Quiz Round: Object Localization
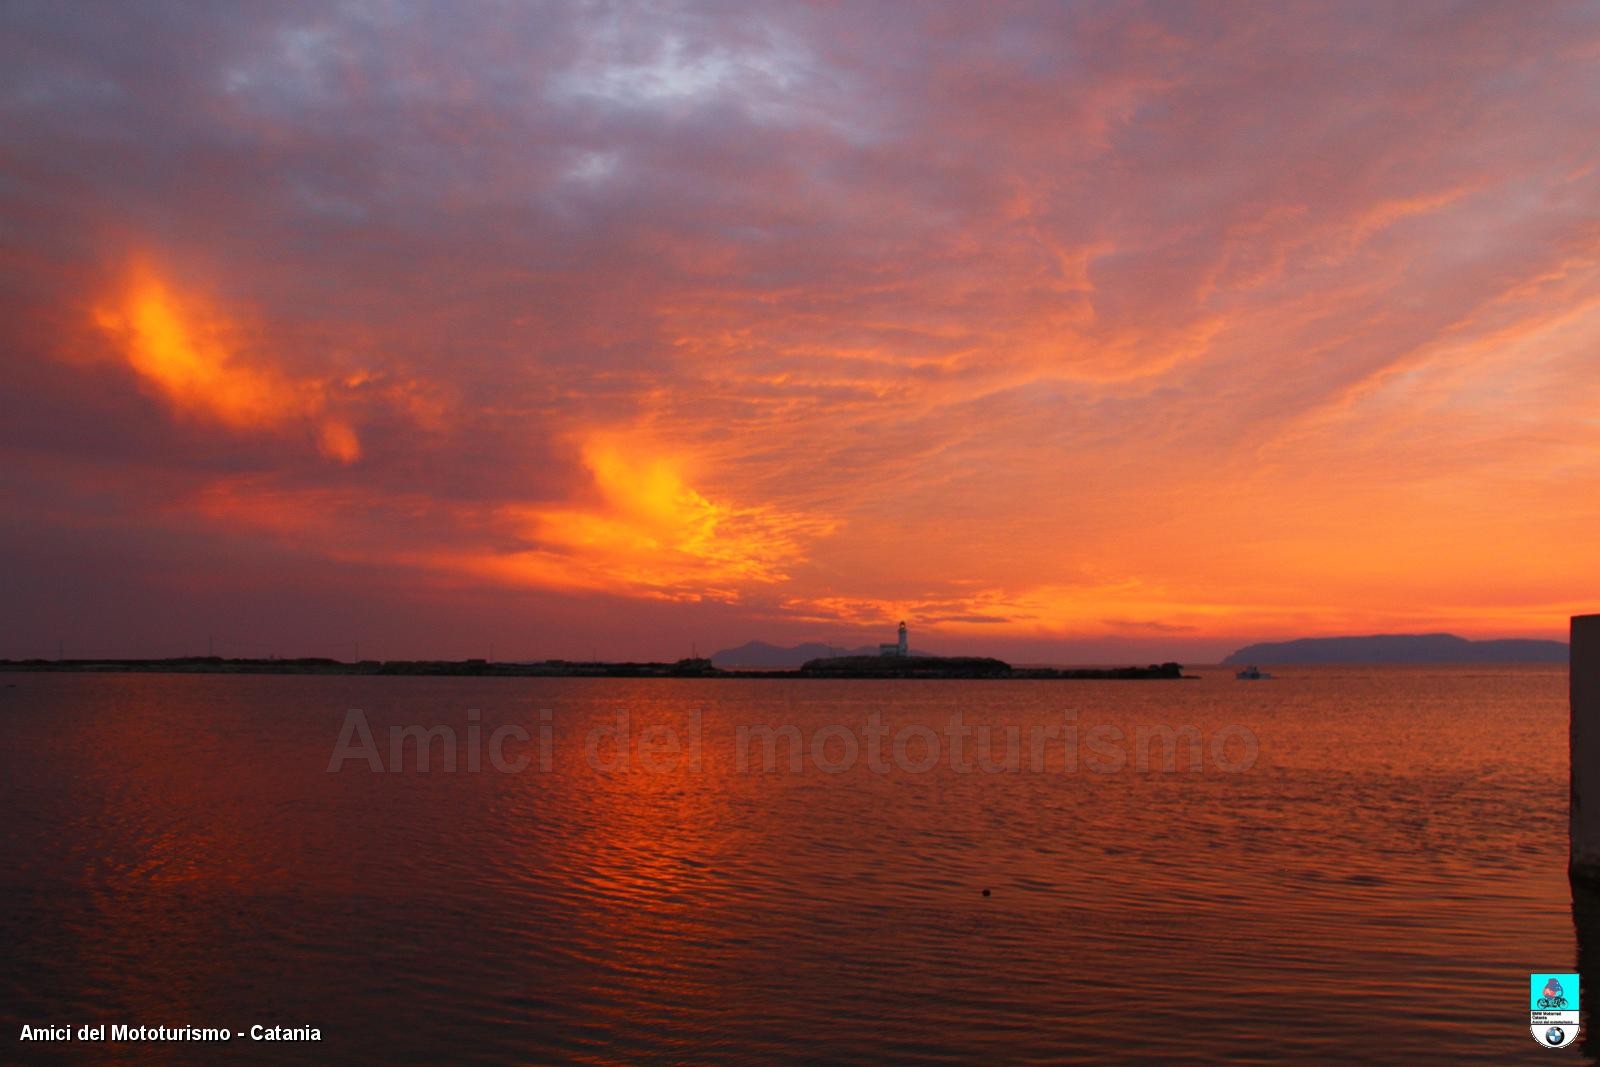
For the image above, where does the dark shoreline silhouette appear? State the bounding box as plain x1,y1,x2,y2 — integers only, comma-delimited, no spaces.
796,655,1185,680
0,656,1188,680
1223,632,1567,665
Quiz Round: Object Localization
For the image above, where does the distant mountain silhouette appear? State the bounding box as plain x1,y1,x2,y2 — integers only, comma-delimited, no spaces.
711,641,924,668
1222,632,1567,665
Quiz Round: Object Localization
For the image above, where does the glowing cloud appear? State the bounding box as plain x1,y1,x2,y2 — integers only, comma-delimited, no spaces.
480,439,834,600
92,266,361,462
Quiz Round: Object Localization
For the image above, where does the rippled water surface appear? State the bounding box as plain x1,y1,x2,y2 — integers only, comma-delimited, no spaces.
0,665,1583,1063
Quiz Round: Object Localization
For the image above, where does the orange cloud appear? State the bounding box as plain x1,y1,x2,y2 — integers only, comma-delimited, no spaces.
476,438,835,600
164,434,837,605
92,264,362,462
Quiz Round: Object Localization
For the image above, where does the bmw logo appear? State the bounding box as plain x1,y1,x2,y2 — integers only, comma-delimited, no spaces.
1546,1026,1566,1046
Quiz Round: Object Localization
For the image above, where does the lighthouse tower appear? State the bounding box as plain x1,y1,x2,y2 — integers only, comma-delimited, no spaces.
879,621,909,658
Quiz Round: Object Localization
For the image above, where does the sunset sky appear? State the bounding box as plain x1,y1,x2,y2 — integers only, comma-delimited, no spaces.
3,1,1599,663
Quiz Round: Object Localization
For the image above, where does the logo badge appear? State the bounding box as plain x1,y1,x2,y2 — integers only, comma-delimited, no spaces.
1530,972,1580,1048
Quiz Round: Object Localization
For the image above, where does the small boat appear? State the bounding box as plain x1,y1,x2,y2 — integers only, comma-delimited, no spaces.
1235,664,1273,680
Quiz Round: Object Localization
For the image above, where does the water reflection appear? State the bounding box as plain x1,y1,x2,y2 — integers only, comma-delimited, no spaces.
0,666,1580,1064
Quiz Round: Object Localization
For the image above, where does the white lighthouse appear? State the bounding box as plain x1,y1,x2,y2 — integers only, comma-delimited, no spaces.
879,621,909,658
